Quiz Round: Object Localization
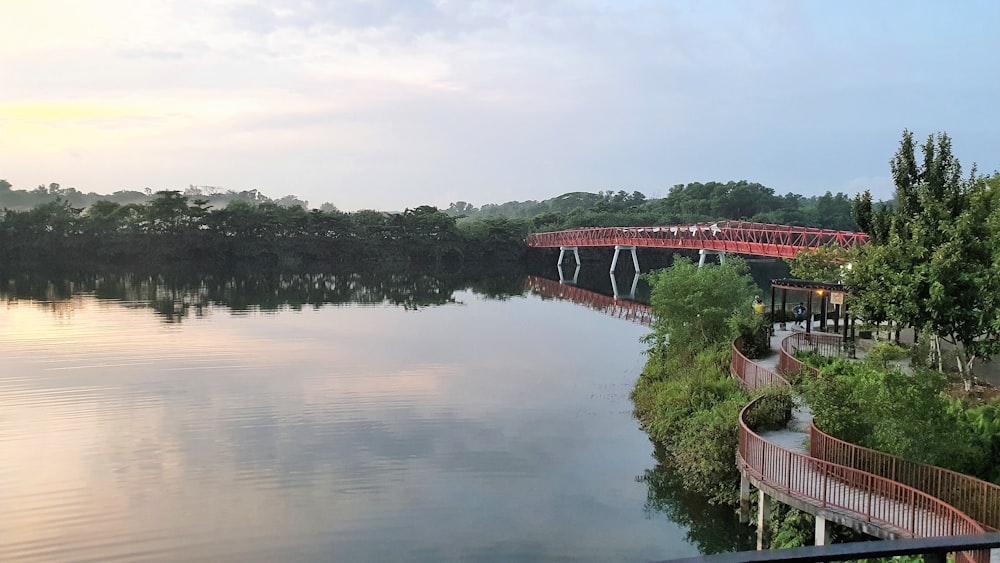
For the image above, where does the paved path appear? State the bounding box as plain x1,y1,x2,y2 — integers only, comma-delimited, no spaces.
743,327,988,556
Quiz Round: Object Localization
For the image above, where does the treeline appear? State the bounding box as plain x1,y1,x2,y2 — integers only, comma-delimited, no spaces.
0,180,315,212
447,182,858,232
0,191,530,269
0,177,861,270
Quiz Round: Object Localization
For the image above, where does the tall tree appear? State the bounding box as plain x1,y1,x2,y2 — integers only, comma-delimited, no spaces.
847,132,999,387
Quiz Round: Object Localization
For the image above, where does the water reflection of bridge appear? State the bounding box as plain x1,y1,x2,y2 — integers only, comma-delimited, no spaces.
525,275,652,326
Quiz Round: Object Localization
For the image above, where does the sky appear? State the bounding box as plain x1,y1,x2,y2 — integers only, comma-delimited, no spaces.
1,0,998,211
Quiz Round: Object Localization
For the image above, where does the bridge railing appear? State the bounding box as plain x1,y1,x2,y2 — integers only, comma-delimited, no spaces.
526,223,869,259
739,397,987,563
734,333,989,562
778,331,846,376
809,419,1000,533
776,333,1000,532
731,338,789,390
523,276,653,325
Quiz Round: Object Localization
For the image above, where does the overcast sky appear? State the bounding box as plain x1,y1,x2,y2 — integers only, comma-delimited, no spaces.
2,0,998,211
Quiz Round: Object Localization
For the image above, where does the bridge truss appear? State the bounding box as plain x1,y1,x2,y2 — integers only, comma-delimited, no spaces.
527,221,869,260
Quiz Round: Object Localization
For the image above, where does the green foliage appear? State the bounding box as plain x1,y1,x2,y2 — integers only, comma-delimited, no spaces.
671,395,746,504
729,310,771,359
767,504,813,549
848,131,1000,381
631,345,750,504
785,245,850,282
744,386,793,431
864,341,909,369
645,256,758,355
956,402,1000,484
0,194,528,269
793,349,835,369
801,360,987,474
632,258,766,505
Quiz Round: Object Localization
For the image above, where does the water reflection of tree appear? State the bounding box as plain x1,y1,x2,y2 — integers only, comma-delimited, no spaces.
637,444,755,555
0,266,527,323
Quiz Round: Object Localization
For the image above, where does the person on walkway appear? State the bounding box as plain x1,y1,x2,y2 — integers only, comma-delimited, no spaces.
752,296,765,315
793,302,806,328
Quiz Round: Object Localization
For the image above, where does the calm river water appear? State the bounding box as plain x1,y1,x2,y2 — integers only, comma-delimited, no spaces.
0,268,754,562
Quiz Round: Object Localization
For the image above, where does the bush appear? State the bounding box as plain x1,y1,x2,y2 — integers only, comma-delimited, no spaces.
730,311,771,359
864,341,909,369
671,396,746,504
802,360,986,473
745,386,793,431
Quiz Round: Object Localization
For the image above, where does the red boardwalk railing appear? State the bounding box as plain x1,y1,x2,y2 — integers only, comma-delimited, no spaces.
778,331,844,376
732,334,989,562
524,276,652,325
527,222,869,259
731,339,789,390
740,398,986,563
809,425,1000,533
776,333,1000,533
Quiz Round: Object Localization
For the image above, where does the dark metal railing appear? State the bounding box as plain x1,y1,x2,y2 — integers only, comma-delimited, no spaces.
651,533,1000,563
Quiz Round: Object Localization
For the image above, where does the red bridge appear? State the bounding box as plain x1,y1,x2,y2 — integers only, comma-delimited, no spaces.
527,221,869,260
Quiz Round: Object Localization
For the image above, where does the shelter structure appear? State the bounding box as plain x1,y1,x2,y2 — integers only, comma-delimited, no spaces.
769,278,854,340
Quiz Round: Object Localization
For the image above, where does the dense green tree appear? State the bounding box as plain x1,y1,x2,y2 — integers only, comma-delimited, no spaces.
847,131,1000,385
645,256,758,356
786,245,850,283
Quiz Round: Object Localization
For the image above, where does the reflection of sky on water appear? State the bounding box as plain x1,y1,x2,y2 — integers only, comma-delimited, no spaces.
0,292,701,561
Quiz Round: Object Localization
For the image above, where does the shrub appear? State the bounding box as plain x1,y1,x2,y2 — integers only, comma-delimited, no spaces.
745,386,793,431
864,341,909,369
730,311,771,359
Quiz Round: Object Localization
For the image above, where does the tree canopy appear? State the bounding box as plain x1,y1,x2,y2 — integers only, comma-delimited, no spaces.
848,131,1000,382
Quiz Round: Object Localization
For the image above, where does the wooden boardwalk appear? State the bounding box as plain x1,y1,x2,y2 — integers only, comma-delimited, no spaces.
733,333,990,563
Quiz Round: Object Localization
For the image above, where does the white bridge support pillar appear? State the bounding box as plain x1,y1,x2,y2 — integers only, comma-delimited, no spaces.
739,474,751,523
698,249,727,268
814,515,831,546
610,245,639,274
558,264,580,285
757,491,771,551
558,246,580,267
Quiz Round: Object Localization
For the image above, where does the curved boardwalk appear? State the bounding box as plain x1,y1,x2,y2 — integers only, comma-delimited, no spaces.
732,332,990,563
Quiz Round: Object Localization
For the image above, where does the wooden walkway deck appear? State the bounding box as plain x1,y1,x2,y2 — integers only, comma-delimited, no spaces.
732,332,991,563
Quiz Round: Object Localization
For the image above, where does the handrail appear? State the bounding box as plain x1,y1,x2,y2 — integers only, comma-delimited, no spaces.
809,425,1000,532
778,332,842,377
524,276,653,325
739,398,985,539
731,338,789,390
733,333,989,562
778,332,1000,532
527,222,869,260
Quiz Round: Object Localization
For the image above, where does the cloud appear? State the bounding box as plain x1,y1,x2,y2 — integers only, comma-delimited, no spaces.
1,1,998,210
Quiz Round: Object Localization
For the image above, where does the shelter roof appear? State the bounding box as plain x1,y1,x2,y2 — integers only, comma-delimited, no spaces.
770,278,845,292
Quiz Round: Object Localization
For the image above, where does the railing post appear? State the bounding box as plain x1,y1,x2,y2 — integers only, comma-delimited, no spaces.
867,473,873,522
822,463,828,507
786,450,792,490
983,481,988,524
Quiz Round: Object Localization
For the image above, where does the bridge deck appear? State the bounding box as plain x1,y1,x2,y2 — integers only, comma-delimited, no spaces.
527,222,869,259
735,330,988,562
